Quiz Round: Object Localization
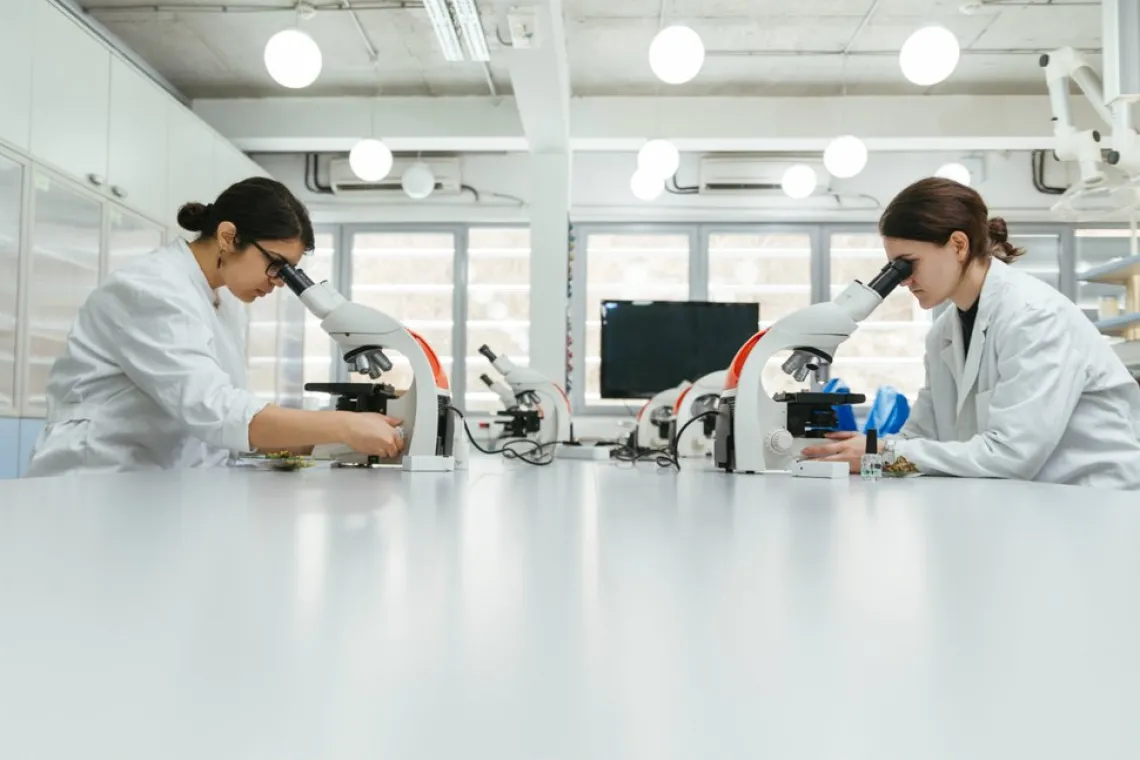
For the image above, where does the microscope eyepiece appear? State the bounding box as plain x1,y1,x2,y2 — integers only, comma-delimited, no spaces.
867,258,913,298
278,263,316,297
478,345,498,362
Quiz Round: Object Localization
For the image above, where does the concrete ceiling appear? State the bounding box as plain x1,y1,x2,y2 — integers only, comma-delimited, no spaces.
79,0,1101,100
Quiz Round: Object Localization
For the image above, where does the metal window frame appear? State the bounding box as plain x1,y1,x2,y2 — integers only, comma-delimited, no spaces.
569,222,701,415
336,222,470,406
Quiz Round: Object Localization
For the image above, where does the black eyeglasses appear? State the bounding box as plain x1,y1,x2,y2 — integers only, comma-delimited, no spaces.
251,241,289,279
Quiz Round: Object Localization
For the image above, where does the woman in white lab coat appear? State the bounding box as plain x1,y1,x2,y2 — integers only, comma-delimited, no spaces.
27,177,404,477
802,177,1140,489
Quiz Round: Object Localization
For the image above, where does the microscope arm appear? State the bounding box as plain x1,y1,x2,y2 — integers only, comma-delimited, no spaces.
1041,47,1140,182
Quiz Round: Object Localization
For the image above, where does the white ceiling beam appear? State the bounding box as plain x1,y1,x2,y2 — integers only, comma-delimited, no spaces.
194,94,1103,154
497,0,571,153
192,96,529,153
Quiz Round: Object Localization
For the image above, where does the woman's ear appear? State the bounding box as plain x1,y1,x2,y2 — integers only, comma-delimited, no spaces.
949,230,970,262
215,221,238,253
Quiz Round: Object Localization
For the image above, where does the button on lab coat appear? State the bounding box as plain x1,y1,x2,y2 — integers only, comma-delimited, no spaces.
26,240,269,477
892,258,1140,489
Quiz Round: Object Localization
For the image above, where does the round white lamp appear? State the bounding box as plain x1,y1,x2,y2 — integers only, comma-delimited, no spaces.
823,135,868,179
264,29,323,89
649,26,705,85
936,162,972,186
899,25,960,86
781,164,818,199
630,169,665,201
402,162,436,199
637,139,680,180
348,139,393,182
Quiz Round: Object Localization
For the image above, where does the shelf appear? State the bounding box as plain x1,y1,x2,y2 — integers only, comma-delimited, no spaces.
1093,312,1140,336
1079,255,1140,285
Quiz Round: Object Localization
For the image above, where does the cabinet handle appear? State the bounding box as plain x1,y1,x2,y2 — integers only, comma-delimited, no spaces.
111,185,127,199
86,173,105,187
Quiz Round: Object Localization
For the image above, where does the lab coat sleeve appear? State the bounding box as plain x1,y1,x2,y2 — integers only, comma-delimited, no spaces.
893,307,1085,480
97,283,269,453
896,349,937,440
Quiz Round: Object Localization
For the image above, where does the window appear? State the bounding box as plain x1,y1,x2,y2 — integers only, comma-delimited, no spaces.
828,233,931,400
708,231,811,395
583,232,690,406
350,231,455,393
1008,232,1062,290
465,227,530,412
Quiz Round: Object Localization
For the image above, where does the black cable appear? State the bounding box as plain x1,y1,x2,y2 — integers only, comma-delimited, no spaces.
665,172,700,195
305,153,335,195
665,410,720,470
1031,149,1066,195
447,406,561,466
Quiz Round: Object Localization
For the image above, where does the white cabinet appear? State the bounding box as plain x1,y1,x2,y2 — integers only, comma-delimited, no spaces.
167,105,218,230
0,155,23,415
30,1,110,189
108,58,169,224
212,135,252,198
0,0,34,152
106,207,164,277
21,173,103,416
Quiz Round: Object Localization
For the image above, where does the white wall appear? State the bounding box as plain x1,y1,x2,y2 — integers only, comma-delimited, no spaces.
255,148,1075,226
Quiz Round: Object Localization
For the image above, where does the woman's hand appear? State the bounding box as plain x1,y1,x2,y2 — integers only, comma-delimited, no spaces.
800,431,870,474
341,413,406,459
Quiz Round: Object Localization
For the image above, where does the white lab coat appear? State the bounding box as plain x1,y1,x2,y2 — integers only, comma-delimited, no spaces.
25,239,268,477
891,257,1140,489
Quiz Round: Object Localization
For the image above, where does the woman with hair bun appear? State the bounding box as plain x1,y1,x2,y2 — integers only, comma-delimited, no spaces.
27,177,404,477
803,177,1140,489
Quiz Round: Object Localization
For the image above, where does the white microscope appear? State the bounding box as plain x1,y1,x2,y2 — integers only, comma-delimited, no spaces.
478,345,573,457
631,381,691,452
714,258,912,474
672,370,727,458
280,265,456,472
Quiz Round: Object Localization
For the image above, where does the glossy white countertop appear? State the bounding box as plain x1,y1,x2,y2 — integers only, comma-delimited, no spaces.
1,458,1138,759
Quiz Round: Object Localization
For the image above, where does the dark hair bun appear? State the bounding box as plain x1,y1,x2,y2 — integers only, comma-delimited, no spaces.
988,216,1025,262
177,202,211,233
987,216,1009,244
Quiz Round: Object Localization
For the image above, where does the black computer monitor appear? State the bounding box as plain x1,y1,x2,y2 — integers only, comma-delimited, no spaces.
599,300,760,399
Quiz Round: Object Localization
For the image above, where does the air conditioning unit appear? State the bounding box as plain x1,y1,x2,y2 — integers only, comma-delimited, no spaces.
327,156,463,196
697,154,831,195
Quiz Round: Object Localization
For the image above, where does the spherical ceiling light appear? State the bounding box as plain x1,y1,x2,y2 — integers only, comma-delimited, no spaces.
936,161,972,186
630,169,665,201
899,25,960,86
781,164,818,199
637,139,680,180
648,25,705,85
264,28,323,89
823,135,868,179
348,139,393,182
401,162,436,199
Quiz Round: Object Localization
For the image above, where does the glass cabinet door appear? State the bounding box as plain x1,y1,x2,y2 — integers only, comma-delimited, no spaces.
22,173,102,415
106,207,163,276
0,155,22,415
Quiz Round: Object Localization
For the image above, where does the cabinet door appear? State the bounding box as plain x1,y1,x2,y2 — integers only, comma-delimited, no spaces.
30,1,110,187
0,155,23,414
107,206,163,277
0,0,34,152
166,105,216,230
22,173,102,416
108,58,168,224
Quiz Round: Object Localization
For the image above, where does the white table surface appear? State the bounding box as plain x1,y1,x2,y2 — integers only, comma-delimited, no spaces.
1,457,1139,760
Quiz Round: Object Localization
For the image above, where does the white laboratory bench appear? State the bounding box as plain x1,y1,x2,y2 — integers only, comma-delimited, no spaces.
1,456,1139,759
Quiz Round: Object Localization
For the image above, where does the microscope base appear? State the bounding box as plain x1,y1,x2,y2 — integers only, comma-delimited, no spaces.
402,455,456,472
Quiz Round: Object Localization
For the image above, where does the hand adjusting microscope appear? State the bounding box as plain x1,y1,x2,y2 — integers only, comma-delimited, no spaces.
278,264,455,472
714,258,913,474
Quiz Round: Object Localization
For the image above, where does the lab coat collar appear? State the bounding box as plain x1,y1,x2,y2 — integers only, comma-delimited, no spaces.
174,238,220,308
954,257,1007,415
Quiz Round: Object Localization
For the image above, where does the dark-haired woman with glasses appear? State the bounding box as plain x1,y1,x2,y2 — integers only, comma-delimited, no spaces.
27,177,404,477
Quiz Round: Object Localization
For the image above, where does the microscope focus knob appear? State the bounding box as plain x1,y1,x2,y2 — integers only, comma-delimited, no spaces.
767,429,794,454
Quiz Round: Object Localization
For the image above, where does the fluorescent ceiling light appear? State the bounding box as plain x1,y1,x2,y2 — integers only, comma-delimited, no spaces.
422,0,465,62
452,0,490,61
